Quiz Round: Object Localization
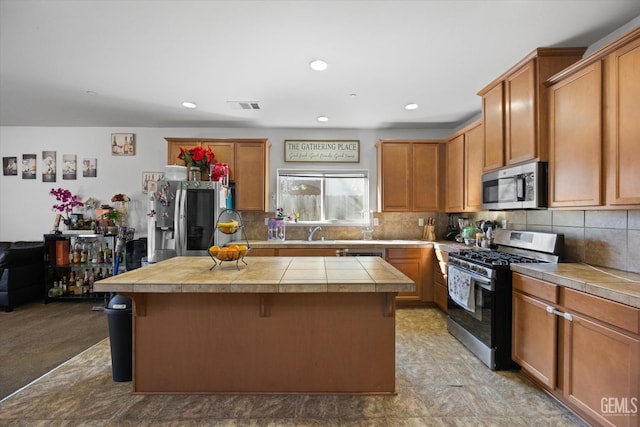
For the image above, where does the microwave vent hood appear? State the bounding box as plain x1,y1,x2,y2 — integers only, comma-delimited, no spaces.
481,161,547,210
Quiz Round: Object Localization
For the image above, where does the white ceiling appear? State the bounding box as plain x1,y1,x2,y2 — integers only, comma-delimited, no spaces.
1,0,639,130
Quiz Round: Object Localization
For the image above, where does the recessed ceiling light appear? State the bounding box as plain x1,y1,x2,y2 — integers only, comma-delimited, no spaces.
405,103,419,110
182,101,197,109
317,116,329,122
85,90,97,96
349,93,357,98
310,59,328,71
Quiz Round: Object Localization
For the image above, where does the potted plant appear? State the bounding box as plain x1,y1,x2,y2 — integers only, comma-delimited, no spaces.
50,187,84,228
102,209,122,234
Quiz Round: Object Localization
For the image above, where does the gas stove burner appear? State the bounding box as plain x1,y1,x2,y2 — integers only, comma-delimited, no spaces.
454,249,544,266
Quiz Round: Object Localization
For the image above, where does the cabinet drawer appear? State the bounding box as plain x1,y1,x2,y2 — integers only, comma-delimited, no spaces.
245,248,275,257
387,248,422,259
434,261,448,276
433,270,446,286
434,249,449,262
512,273,559,303
564,288,640,335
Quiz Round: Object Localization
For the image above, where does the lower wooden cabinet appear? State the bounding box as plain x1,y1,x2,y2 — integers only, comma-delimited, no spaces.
276,248,337,257
432,248,449,313
513,273,640,427
386,248,433,305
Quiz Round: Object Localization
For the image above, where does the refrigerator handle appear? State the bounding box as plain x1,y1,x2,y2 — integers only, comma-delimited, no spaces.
175,187,187,255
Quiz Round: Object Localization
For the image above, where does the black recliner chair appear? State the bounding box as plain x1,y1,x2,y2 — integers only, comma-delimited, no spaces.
0,241,45,312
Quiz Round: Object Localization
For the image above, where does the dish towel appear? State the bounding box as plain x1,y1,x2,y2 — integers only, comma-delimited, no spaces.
448,268,476,312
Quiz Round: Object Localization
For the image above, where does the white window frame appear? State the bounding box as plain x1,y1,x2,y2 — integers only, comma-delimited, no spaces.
276,169,370,226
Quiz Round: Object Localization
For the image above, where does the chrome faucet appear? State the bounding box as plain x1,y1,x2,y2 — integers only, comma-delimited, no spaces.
307,226,322,241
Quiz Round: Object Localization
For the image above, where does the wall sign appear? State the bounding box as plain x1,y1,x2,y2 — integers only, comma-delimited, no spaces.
284,140,360,163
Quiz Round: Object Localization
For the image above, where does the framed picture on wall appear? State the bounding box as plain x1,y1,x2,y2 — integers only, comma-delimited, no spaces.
62,154,77,180
22,154,36,179
111,133,135,156
3,157,18,176
42,150,56,182
83,158,97,177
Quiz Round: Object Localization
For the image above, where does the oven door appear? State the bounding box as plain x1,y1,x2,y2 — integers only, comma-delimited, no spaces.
447,265,495,349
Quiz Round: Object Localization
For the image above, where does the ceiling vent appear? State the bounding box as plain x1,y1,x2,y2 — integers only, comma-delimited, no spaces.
227,101,261,110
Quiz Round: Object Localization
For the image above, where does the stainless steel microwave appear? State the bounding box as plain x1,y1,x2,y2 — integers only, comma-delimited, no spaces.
481,161,547,210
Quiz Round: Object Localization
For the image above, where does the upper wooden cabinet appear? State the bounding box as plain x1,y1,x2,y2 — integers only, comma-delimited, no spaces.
445,134,464,212
546,27,640,208
377,140,443,212
605,34,640,206
166,138,271,211
444,120,484,213
548,62,602,207
478,47,586,172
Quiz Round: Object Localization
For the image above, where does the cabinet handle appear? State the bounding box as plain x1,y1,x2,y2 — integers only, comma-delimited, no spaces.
545,305,573,321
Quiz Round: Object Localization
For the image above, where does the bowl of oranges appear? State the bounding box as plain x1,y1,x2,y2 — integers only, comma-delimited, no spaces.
208,244,249,262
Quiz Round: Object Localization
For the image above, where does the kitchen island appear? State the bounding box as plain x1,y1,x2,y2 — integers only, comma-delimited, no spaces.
94,256,414,394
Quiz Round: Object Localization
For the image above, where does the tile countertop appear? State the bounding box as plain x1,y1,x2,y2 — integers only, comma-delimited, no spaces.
94,256,415,294
511,263,640,309
234,239,468,250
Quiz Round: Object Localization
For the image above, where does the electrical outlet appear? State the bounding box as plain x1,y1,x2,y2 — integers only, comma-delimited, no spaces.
264,218,269,225
373,218,379,226
418,218,424,226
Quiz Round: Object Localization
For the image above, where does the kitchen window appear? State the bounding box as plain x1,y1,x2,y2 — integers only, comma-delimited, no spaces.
276,169,369,225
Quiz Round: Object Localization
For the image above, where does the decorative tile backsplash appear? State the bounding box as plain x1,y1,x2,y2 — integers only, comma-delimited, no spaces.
240,209,640,273
472,209,640,273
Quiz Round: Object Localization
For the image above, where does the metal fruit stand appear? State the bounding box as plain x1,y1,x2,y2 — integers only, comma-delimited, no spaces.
208,209,251,270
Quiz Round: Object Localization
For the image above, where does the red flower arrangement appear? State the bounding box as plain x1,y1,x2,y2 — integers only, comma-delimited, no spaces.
178,146,215,172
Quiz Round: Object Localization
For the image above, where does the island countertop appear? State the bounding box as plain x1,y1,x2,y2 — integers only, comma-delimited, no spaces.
94,255,416,294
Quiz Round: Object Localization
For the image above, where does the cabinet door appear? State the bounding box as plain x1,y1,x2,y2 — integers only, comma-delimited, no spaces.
563,313,640,427
548,62,602,207
412,143,441,211
389,258,422,301
606,37,640,205
167,141,200,166
204,142,236,182
512,290,558,389
505,60,537,165
235,142,267,211
445,135,464,212
464,122,484,212
387,248,431,302
482,82,505,171
380,143,412,211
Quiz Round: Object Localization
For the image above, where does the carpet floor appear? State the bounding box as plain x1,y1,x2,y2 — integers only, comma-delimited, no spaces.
0,300,109,400
0,308,589,426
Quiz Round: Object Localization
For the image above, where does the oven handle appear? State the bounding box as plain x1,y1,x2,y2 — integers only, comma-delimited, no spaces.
448,265,494,291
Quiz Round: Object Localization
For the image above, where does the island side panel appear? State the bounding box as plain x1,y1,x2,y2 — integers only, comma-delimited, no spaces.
131,292,396,394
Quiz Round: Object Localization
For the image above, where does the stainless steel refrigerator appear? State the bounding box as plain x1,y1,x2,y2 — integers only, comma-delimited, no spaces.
147,180,231,262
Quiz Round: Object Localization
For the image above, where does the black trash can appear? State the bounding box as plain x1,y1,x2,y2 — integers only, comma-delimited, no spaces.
104,295,132,382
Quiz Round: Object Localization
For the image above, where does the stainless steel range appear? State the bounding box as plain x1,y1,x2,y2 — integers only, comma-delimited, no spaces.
447,229,563,370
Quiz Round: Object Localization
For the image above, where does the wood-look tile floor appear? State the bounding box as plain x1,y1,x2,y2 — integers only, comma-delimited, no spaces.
0,308,587,426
